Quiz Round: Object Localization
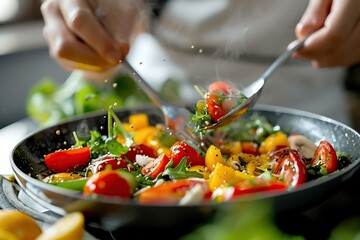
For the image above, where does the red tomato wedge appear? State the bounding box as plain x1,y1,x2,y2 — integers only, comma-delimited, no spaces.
205,81,240,122
241,141,260,156
270,147,307,188
121,143,156,162
83,170,133,199
169,141,205,167
89,155,134,173
221,178,287,201
44,146,91,173
141,154,170,179
138,179,209,204
311,141,338,174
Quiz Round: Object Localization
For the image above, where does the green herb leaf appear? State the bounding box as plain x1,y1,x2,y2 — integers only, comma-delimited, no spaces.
49,178,88,191
106,138,129,156
109,106,134,147
161,158,203,180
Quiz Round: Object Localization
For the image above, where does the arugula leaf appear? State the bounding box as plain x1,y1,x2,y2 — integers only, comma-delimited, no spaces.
72,131,87,148
134,171,156,188
106,138,129,155
217,113,281,144
48,178,88,191
161,158,204,180
190,101,212,139
109,106,134,148
86,130,108,158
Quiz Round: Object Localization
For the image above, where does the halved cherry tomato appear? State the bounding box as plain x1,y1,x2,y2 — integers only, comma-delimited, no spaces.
311,141,338,174
205,81,240,122
44,146,91,173
270,147,307,188
138,179,210,204
141,154,170,179
89,155,134,174
169,141,205,167
121,143,156,162
220,178,287,201
83,170,132,198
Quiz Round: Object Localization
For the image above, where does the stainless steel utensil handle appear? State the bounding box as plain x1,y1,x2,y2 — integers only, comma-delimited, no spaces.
121,59,164,108
260,38,307,81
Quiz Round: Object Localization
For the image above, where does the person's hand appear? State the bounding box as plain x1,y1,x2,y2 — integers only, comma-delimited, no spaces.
41,0,148,72
289,0,360,68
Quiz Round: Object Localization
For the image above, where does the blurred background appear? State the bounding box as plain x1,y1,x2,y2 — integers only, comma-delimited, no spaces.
0,0,69,129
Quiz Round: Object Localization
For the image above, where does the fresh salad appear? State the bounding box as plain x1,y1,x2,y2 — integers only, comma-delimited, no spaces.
191,81,248,137
39,101,351,205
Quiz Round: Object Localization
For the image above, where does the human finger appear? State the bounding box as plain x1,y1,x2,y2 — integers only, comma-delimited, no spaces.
41,0,114,69
310,20,360,68
293,0,360,67
301,0,360,55
59,0,123,65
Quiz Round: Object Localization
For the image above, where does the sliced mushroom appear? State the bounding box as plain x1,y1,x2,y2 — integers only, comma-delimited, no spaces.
288,134,317,159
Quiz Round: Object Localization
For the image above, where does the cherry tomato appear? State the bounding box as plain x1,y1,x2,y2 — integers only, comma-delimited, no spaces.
169,141,205,167
270,147,307,188
311,141,338,174
83,170,132,198
141,154,170,179
221,178,287,201
89,155,134,174
121,143,156,162
138,179,209,204
241,141,260,156
205,81,240,122
44,146,91,173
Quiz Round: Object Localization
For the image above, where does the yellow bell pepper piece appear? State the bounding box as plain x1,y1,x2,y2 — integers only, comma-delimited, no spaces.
246,161,257,175
259,131,289,154
205,145,223,171
229,141,242,155
234,170,255,180
145,129,170,157
129,113,149,130
134,126,158,144
188,165,210,179
208,163,236,191
207,163,254,192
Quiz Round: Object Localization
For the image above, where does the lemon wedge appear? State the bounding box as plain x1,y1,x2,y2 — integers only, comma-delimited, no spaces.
36,212,85,240
0,228,20,240
0,210,42,240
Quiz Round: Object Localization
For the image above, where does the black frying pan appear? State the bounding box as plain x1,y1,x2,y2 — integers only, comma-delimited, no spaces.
10,104,360,231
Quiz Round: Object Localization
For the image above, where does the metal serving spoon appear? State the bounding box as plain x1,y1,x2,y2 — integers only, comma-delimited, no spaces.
201,38,307,130
121,59,213,152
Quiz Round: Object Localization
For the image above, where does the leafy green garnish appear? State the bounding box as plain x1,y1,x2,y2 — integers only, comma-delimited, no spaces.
190,100,212,139
108,106,134,148
86,130,108,159
105,139,129,156
217,113,281,145
161,158,204,180
189,84,248,138
48,178,88,191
